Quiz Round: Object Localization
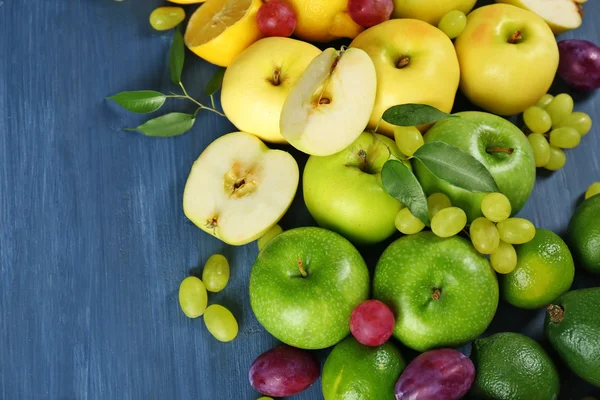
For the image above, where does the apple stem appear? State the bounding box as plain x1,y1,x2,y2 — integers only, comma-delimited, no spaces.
547,304,564,324
396,56,410,69
319,98,331,105
508,30,523,44
272,69,281,86
487,147,514,155
297,257,308,278
432,288,441,301
358,150,368,172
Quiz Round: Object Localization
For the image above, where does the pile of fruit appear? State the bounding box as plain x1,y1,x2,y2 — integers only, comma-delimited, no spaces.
108,0,600,398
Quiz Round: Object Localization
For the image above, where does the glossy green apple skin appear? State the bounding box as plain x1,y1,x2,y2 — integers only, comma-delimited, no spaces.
249,227,370,350
373,232,499,352
414,112,536,221
303,132,409,245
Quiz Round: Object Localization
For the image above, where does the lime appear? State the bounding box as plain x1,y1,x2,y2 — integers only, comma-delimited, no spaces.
568,194,600,273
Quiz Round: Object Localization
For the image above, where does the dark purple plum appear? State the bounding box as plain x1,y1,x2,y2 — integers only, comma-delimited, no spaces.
558,40,600,91
395,348,475,400
249,345,320,397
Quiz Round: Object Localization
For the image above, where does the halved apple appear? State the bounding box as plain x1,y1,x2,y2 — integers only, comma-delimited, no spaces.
496,0,583,34
279,47,377,156
183,132,299,246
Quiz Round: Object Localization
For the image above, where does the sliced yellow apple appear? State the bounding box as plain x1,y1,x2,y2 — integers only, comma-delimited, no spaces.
183,132,299,246
279,48,377,156
496,0,582,34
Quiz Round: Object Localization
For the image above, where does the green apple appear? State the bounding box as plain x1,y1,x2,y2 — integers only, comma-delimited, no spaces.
250,227,369,349
413,112,535,222
322,336,405,400
303,132,408,245
373,232,499,351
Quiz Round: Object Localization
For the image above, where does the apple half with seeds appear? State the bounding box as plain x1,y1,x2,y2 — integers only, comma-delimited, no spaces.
183,132,299,246
280,47,377,156
496,0,583,34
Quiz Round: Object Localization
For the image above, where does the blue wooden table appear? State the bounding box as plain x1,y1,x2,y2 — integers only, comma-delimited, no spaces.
1,1,599,399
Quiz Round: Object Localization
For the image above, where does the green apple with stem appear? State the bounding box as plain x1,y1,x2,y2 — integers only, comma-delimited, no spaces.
413,112,535,222
250,227,370,350
303,132,410,245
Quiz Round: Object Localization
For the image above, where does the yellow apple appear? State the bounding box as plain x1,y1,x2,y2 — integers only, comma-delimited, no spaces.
284,0,364,43
350,19,460,136
392,0,477,25
221,37,321,143
495,0,583,34
455,4,559,116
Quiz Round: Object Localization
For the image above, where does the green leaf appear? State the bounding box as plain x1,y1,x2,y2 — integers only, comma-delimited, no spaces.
382,104,457,127
169,30,185,85
125,112,195,137
205,67,226,97
413,141,499,193
381,160,429,225
106,90,166,114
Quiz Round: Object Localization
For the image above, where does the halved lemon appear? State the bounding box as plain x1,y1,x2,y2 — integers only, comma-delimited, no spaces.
184,0,263,67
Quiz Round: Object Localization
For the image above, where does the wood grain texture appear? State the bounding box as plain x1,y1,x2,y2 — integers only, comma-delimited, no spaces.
0,0,599,399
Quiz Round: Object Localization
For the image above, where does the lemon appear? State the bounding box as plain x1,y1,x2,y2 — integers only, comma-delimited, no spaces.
285,0,363,43
184,0,263,67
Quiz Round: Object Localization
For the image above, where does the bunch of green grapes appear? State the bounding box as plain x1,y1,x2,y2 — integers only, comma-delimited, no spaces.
523,93,593,171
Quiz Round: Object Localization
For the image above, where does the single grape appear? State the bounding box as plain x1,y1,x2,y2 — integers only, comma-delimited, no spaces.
438,10,467,39
490,240,517,274
394,126,424,157
348,0,394,27
496,218,536,244
536,94,554,108
258,224,283,250
249,345,320,397
549,127,581,149
481,193,512,222
585,182,600,199
557,40,600,91
202,254,230,293
149,6,185,31
427,192,452,221
469,217,500,255
544,146,567,171
523,106,552,134
350,300,395,347
528,133,551,167
258,398,274,400
395,207,425,235
256,0,297,37
545,93,574,126
178,276,208,318
395,349,475,400
204,304,238,342
557,111,592,136
431,207,467,238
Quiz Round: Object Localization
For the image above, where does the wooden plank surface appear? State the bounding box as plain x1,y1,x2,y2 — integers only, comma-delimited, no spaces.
1,0,599,398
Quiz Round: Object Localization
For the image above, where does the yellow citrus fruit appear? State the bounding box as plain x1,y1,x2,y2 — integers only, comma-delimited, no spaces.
184,0,263,67
285,0,363,43
168,0,206,4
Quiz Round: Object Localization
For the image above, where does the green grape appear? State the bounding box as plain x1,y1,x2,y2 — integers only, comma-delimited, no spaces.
544,146,567,171
258,224,283,250
149,6,185,31
204,304,239,342
202,254,230,293
528,133,551,167
585,182,600,199
178,276,208,318
438,10,467,39
469,217,500,254
258,398,274,400
549,127,581,149
536,94,554,108
481,193,512,222
523,106,552,134
395,207,425,235
431,207,467,238
496,218,536,244
490,240,517,274
427,192,452,221
394,126,424,157
557,111,592,136
545,93,574,126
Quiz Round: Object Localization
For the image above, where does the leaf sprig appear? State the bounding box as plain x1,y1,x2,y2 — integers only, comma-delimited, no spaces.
106,30,225,137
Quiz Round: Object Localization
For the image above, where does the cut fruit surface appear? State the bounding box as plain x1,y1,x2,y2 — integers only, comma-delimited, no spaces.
184,0,263,67
280,47,377,156
496,0,582,34
183,132,299,245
